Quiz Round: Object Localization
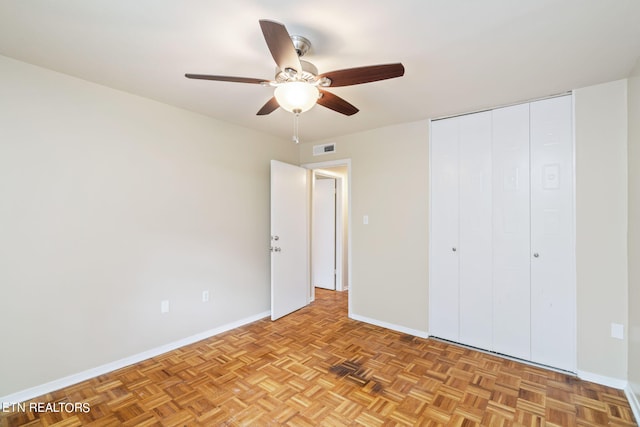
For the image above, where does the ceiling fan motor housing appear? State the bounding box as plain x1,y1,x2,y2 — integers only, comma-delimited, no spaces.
290,35,311,57
276,59,318,83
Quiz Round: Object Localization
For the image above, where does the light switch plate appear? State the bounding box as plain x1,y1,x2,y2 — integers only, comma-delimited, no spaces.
611,323,624,340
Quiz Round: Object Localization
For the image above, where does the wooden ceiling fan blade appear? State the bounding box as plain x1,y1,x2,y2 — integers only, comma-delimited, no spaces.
259,19,302,75
319,63,405,87
185,74,267,84
317,90,359,116
256,97,280,115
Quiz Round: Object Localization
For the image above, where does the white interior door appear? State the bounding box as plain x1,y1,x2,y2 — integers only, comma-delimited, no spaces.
458,111,493,350
429,118,460,341
313,178,336,290
271,160,309,320
530,96,575,371
492,103,532,360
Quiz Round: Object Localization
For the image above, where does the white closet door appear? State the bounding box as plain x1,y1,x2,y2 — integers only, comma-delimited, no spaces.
492,104,531,359
458,111,493,349
429,118,460,341
530,95,575,371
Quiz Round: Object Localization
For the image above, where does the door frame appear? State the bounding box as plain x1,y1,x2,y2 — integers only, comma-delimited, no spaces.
302,159,352,314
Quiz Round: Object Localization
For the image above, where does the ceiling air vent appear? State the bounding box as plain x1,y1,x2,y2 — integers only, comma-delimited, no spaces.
313,143,336,156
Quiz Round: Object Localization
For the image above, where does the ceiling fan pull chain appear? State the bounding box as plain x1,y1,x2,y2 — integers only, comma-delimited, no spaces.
292,110,300,144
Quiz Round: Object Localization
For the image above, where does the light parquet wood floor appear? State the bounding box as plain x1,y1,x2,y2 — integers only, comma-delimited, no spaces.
1,289,637,426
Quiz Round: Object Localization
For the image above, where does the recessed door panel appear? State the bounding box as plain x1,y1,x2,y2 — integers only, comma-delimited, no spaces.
429,118,460,341
458,111,493,350
492,103,531,360
530,95,575,371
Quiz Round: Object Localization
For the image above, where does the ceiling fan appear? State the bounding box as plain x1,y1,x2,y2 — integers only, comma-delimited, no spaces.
185,19,405,118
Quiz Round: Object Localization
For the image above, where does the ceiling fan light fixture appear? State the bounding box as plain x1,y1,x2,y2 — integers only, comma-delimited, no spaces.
186,20,405,121
274,82,319,114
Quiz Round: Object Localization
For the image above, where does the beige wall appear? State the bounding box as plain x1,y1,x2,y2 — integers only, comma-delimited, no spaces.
300,121,430,334
574,80,629,381
0,55,296,397
628,58,640,401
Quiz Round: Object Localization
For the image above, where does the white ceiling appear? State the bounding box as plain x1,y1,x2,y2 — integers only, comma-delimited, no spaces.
1,0,639,142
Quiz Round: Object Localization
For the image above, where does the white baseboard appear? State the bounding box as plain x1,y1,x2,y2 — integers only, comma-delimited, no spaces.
0,310,270,404
577,370,628,390
569,372,640,423
625,383,640,424
349,313,429,339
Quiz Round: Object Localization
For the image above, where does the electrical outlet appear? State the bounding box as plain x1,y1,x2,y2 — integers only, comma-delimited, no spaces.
202,290,209,302
161,300,169,314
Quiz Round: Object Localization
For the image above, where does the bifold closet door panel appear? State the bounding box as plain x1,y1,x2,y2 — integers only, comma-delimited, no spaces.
429,118,460,341
530,95,575,372
458,111,493,350
492,103,531,360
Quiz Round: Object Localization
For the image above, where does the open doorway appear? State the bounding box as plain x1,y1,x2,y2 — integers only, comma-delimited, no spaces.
303,159,351,312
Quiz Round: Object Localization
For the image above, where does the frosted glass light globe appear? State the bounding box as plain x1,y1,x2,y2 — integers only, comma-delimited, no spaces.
274,82,319,113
